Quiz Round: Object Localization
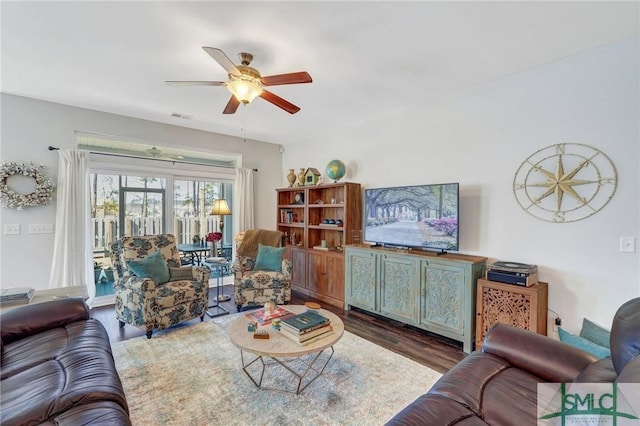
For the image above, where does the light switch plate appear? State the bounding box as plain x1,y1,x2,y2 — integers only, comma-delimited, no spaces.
4,224,20,235
29,224,54,234
620,236,636,253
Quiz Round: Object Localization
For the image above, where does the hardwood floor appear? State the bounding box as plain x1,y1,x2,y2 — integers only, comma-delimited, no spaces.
91,286,466,374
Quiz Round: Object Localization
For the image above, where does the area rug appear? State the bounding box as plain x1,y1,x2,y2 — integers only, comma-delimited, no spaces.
111,314,441,426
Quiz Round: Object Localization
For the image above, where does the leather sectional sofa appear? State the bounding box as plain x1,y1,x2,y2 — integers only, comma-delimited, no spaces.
386,297,640,425
1,298,131,425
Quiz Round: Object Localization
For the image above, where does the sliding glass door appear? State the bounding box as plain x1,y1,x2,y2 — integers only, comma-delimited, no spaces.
91,174,167,297
90,172,233,301
120,188,165,237
173,179,233,258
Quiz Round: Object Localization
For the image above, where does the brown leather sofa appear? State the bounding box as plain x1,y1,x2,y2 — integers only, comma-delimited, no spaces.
1,298,131,425
386,297,640,425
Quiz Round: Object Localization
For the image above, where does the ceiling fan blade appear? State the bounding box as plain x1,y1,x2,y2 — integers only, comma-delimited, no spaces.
165,81,226,86
261,72,313,86
260,90,301,114
202,47,241,77
222,96,241,114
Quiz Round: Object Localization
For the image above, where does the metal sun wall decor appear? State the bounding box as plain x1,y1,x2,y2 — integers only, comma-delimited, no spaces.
512,143,617,223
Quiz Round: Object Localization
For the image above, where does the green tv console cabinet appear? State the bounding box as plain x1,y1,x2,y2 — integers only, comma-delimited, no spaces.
344,245,486,353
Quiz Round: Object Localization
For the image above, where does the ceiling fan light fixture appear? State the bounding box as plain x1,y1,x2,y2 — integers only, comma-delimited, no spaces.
227,79,263,104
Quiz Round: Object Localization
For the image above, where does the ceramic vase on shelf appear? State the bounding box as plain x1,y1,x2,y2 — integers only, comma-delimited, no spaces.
287,169,296,188
297,168,305,187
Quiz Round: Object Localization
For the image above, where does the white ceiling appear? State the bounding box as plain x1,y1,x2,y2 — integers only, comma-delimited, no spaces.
1,1,638,146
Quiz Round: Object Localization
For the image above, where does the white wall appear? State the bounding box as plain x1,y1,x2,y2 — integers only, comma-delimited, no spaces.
283,37,640,333
0,94,282,289
1,38,637,335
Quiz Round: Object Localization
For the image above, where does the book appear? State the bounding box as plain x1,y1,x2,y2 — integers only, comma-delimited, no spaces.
280,323,333,342
245,306,295,326
280,319,331,335
0,298,31,307
281,310,330,332
280,326,334,346
313,245,336,251
0,287,35,303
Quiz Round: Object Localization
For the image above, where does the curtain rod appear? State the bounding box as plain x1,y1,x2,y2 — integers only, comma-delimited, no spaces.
47,146,257,171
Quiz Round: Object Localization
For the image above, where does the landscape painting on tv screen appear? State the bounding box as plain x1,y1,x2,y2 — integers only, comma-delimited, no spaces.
364,183,459,251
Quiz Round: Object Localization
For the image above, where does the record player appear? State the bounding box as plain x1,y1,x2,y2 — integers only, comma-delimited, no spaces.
486,261,538,286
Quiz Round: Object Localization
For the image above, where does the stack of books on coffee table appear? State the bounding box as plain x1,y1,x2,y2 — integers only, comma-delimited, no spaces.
280,310,333,345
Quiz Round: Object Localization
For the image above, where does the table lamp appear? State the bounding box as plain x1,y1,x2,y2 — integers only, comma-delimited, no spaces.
210,199,232,256
211,199,232,234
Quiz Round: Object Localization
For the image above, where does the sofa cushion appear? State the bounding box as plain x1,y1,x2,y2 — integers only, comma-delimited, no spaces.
43,401,131,426
480,368,543,425
617,354,640,383
155,280,207,309
428,351,510,415
483,323,597,383
128,251,170,284
558,327,611,358
0,319,128,426
580,318,611,348
239,271,288,290
1,298,90,345
1,319,114,379
385,393,489,425
254,243,285,272
575,358,617,382
610,298,640,375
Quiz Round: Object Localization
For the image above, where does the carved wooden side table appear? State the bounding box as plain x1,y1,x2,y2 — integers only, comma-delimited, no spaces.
475,279,548,350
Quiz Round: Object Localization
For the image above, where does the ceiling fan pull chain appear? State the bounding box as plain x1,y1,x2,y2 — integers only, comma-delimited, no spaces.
241,104,247,143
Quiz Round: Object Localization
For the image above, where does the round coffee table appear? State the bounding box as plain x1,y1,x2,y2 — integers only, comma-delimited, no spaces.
229,305,344,394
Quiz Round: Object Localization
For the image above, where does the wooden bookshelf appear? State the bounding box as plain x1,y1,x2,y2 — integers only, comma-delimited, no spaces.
277,182,362,308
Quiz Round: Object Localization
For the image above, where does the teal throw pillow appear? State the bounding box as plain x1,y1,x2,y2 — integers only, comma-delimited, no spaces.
254,243,285,272
558,327,611,359
128,251,170,284
579,318,611,348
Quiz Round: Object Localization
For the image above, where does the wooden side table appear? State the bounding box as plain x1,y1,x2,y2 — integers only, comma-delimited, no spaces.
475,279,548,349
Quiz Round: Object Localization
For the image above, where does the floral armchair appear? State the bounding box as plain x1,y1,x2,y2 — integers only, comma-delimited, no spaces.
110,234,210,338
231,230,292,312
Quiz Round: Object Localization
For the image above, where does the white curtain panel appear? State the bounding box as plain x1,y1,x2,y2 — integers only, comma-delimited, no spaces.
49,150,95,303
233,168,254,237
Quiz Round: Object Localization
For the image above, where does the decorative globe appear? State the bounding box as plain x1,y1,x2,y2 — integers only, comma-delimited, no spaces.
326,159,346,182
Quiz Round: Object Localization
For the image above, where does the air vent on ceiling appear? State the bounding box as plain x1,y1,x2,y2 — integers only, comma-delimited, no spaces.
170,112,193,120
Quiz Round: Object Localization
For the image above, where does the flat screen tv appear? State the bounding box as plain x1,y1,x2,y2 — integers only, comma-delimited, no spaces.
364,183,459,253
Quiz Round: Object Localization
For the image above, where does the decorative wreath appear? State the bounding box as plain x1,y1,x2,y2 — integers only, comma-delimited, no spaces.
0,161,55,210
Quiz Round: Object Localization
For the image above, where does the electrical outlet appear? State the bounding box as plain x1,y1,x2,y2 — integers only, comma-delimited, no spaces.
620,236,636,253
554,317,561,331
29,224,54,234
4,224,20,235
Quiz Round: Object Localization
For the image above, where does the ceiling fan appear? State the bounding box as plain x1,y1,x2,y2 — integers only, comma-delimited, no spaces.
166,47,312,115
145,146,184,160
